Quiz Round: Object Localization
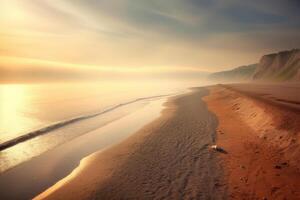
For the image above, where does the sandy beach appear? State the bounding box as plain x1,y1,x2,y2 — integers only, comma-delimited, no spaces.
2,1,299,199
35,84,300,200
36,89,226,200
204,84,300,199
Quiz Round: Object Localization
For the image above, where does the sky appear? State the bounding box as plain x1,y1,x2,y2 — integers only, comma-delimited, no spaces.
0,0,300,82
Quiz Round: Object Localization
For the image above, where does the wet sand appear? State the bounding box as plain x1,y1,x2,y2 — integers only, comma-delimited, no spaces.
204,84,300,199
0,99,165,200
36,88,226,200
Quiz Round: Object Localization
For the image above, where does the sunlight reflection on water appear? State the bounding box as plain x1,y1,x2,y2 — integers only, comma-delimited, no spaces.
0,84,43,143
0,79,204,172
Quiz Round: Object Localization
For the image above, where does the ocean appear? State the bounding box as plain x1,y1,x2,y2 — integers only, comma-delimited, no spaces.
0,80,204,173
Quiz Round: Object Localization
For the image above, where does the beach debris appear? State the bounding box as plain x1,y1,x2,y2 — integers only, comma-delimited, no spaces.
210,145,227,154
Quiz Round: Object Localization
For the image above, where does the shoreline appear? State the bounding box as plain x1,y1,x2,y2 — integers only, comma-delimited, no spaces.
36,88,226,200
0,94,170,151
31,83,300,199
0,97,166,200
0,93,172,174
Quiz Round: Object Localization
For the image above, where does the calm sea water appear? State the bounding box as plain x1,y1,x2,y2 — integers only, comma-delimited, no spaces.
0,80,205,172
0,81,177,143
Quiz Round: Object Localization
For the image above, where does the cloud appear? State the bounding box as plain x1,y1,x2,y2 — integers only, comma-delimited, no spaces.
0,0,299,75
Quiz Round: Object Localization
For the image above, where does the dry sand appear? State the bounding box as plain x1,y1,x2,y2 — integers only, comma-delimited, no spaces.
36,84,300,200
225,83,300,111
204,84,300,200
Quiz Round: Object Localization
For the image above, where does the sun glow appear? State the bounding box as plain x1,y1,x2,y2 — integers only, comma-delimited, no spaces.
0,1,27,23
0,56,206,73
0,84,41,143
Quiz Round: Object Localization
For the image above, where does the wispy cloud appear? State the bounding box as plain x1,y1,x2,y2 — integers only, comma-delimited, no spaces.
1,0,299,73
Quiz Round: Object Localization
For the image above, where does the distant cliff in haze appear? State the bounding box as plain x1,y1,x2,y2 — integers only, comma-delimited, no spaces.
252,49,300,81
208,64,257,82
208,49,300,83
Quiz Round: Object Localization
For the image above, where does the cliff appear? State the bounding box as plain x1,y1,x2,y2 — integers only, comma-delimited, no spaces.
208,64,257,83
252,49,300,81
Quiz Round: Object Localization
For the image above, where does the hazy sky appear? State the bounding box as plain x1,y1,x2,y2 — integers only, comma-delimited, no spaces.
1,0,300,81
